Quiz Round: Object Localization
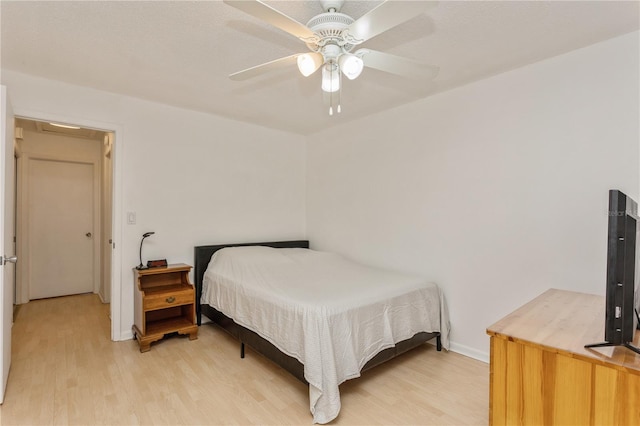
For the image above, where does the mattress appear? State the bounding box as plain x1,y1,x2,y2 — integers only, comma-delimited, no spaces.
201,246,450,424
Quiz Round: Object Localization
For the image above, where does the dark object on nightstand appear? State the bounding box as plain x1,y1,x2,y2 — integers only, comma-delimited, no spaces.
147,259,168,268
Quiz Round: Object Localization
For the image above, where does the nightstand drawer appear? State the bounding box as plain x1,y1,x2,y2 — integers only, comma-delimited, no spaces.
144,289,193,311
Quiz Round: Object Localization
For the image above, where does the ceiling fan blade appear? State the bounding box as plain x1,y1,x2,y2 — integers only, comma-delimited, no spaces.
356,49,439,80
224,0,318,43
345,1,437,44
229,54,301,81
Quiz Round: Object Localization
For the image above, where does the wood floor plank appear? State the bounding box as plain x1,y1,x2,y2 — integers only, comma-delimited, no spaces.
0,294,488,425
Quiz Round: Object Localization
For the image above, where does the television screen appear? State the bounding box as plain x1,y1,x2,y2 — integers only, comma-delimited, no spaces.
585,190,639,355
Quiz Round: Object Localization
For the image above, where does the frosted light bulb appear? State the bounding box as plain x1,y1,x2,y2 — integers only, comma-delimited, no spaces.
322,65,340,93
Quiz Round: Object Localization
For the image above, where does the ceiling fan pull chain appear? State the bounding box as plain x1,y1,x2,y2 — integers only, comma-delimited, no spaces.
337,70,342,114
329,65,334,116
330,73,333,116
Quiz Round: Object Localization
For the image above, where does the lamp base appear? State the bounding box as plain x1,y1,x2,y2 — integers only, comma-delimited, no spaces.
136,264,149,270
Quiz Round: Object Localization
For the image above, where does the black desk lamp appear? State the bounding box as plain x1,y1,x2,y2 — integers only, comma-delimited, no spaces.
136,232,155,270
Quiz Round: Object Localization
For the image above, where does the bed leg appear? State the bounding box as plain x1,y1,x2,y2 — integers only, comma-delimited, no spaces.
240,342,245,359
436,334,442,351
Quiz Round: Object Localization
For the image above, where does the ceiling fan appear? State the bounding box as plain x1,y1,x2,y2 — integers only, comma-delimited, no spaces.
224,0,439,115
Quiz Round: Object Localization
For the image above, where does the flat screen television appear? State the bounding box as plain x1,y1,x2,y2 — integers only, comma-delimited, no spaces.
585,189,640,355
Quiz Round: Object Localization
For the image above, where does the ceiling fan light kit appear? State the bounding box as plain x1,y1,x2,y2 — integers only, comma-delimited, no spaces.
297,52,324,77
224,0,439,115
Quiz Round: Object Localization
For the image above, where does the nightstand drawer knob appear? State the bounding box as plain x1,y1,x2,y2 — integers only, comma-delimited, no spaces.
166,296,176,303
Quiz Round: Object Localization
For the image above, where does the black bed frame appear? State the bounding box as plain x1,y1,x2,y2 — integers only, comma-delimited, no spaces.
194,240,441,384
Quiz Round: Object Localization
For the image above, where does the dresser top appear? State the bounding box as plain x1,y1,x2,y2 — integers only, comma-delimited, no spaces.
487,288,640,374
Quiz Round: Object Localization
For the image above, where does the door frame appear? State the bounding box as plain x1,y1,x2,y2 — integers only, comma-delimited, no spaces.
18,154,101,300
12,108,123,341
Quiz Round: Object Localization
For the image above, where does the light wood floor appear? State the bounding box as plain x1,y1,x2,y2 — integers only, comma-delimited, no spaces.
0,294,489,425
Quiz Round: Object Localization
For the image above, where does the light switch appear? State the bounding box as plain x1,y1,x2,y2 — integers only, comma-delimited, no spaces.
127,212,136,225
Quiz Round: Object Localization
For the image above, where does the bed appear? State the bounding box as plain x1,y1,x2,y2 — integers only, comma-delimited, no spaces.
194,240,450,424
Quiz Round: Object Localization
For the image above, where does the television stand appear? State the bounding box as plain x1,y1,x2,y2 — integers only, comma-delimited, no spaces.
584,341,640,355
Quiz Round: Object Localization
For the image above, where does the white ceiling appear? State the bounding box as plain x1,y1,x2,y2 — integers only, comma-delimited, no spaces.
1,1,638,135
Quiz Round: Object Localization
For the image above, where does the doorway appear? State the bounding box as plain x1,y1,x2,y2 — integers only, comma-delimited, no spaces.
14,119,113,306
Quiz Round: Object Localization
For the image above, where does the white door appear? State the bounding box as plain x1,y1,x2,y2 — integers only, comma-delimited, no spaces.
0,86,16,403
29,159,93,299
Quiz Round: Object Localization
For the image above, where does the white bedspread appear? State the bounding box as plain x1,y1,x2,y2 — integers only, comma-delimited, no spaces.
201,246,450,424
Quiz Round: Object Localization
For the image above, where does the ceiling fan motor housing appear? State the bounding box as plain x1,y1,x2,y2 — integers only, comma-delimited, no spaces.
306,12,356,53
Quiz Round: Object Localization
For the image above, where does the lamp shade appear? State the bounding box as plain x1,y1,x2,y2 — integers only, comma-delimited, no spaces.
338,53,364,80
322,64,340,93
297,52,324,77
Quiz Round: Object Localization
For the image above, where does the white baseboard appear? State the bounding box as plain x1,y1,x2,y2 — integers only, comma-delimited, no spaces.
426,338,489,364
116,330,135,341
448,341,489,364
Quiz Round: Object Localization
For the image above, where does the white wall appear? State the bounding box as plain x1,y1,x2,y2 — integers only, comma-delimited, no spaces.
307,32,640,360
2,70,307,340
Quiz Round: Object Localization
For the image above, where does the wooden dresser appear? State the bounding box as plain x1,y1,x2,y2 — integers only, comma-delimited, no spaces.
132,263,198,352
486,289,640,425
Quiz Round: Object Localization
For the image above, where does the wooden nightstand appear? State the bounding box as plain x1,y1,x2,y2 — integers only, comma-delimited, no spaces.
132,263,198,352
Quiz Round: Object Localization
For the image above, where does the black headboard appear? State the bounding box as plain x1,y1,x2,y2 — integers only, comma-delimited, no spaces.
194,240,309,325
